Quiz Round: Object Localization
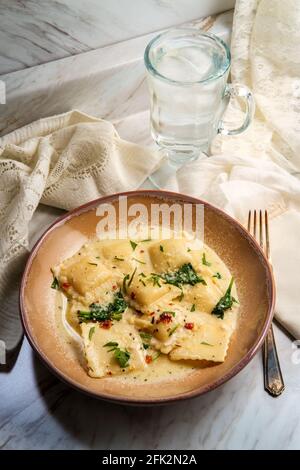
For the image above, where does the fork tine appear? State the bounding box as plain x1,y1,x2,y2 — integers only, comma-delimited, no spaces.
259,210,263,249
248,210,265,253
265,210,270,260
253,210,257,238
247,210,251,232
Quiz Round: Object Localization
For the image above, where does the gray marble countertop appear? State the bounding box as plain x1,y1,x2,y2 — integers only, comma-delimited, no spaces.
0,11,234,136
0,8,300,451
0,0,235,74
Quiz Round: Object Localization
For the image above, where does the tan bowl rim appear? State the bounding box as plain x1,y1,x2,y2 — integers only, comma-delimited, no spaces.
19,189,275,405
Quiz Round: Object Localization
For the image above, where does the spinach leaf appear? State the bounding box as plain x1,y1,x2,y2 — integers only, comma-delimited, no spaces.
103,342,130,368
51,276,59,290
161,263,206,288
78,291,127,323
211,278,237,319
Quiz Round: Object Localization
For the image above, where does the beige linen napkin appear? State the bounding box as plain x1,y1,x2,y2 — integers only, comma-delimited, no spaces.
0,110,163,354
176,0,300,338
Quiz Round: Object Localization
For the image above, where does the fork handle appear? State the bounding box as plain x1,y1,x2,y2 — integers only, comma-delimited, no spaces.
263,325,285,397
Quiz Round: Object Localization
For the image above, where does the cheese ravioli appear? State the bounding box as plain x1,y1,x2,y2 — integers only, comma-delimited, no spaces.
52,234,239,379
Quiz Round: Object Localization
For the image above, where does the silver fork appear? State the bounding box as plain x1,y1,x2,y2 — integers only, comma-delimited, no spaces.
248,210,285,397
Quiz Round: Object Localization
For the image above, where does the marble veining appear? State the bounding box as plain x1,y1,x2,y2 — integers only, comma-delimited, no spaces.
0,11,233,136
0,0,235,74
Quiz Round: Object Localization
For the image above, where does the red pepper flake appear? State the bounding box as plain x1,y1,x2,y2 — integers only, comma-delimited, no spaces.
62,282,70,290
140,249,145,253
107,371,112,376
145,355,153,364
185,322,194,330
150,311,155,316
112,284,117,290
130,292,136,300
101,320,112,329
158,313,172,324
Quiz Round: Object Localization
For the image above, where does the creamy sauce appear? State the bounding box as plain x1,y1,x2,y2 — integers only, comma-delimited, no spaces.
118,354,196,383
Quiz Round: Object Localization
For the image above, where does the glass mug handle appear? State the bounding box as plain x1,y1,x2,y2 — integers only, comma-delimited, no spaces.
218,83,255,136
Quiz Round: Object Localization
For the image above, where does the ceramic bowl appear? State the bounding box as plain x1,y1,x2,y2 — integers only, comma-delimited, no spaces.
20,190,275,405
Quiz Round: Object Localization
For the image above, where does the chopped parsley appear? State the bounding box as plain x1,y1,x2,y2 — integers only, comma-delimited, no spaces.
88,326,96,340
130,240,138,251
132,257,146,265
78,291,127,323
213,272,222,279
114,348,130,368
191,304,196,312
211,278,237,319
114,256,124,261
139,332,152,340
202,253,211,266
152,351,161,361
88,262,98,266
122,274,130,293
103,341,118,350
123,268,137,293
161,263,206,288
128,267,137,287
140,332,152,349
51,275,59,290
176,290,184,301
103,342,130,368
201,341,213,346
149,273,162,288
168,325,179,336
160,245,164,252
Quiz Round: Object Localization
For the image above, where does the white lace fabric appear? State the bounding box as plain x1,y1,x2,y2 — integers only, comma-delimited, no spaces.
213,0,300,174
0,110,162,351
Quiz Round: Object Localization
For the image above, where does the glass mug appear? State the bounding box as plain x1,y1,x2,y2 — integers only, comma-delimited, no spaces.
144,29,255,188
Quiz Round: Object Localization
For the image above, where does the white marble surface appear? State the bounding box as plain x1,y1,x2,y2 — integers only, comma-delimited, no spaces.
0,0,235,74
0,11,233,136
